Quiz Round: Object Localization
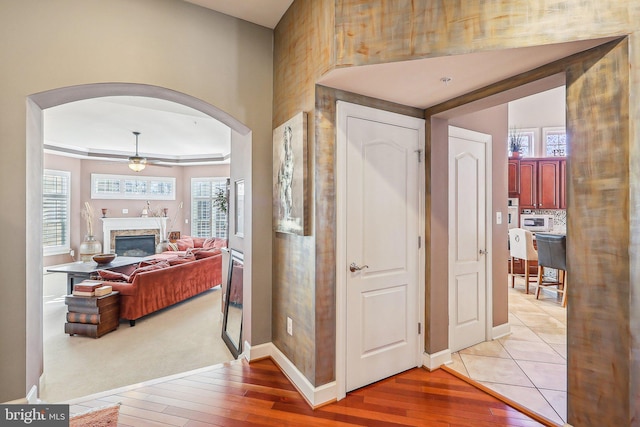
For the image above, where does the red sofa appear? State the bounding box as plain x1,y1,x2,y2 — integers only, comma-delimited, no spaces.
99,252,222,326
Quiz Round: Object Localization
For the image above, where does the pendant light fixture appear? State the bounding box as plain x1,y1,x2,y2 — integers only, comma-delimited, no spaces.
128,131,147,172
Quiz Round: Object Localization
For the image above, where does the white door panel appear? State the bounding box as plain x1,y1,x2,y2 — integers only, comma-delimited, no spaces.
344,112,422,392
448,126,489,353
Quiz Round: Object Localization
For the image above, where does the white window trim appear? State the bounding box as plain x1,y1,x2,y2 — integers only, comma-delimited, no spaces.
43,169,71,256
91,173,176,200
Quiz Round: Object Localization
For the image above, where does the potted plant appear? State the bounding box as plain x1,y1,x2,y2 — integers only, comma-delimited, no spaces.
509,127,524,158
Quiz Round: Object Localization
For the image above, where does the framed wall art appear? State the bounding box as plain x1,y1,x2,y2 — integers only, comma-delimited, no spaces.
273,111,308,235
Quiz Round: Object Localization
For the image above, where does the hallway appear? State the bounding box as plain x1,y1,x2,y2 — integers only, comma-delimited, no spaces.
448,281,567,425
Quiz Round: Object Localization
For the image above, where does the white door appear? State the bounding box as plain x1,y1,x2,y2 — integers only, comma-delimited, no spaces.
343,106,423,392
448,126,490,352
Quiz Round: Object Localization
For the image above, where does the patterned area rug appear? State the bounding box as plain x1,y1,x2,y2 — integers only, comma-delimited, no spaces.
69,404,120,427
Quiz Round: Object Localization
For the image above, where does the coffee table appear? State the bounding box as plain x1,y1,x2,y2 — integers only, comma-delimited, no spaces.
47,256,145,294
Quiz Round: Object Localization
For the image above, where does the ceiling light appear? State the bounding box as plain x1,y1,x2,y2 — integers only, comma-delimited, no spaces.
128,131,147,172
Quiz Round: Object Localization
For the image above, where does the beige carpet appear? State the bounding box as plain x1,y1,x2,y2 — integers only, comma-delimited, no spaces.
41,272,234,403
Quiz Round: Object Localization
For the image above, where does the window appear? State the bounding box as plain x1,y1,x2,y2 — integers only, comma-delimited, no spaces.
43,170,70,255
191,178,228,238
91,173,175,200
543,127,567,156
508,128,536,157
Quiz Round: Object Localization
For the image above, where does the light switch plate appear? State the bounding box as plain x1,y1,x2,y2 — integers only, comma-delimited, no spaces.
496,212,502,224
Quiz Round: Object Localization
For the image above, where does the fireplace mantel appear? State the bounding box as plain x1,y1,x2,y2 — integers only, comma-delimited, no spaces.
102,217,167,253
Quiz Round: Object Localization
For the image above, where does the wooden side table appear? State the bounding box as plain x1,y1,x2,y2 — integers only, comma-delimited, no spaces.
64,291,120,338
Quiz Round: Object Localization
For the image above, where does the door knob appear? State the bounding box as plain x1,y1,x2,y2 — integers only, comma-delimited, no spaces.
479,249,488,255
349,262,369,272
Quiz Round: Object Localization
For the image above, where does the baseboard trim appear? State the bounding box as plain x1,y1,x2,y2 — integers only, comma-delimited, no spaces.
26,385,39,404
492,322,511,340
246,342,336,408
422,349,451,371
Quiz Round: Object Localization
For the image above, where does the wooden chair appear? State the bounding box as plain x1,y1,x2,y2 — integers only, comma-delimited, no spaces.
508,228,538,294
535,233,567,307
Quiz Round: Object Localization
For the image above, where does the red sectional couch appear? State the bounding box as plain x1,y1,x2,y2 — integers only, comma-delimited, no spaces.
99,252,222,326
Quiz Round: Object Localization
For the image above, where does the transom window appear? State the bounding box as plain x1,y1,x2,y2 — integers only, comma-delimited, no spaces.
43,170,70,255
543,127,567,156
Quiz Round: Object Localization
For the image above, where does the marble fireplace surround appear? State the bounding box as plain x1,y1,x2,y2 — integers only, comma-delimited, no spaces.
102,217,168,253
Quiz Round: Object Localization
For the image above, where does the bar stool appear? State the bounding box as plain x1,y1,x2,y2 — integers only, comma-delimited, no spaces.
535,233,567,307
508,228,538,294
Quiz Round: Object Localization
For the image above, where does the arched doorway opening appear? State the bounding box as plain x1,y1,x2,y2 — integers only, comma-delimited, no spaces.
26,83,252,402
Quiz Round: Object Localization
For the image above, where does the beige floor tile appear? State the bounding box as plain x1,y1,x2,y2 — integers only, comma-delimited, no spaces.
459,340,510,358
517,360,567,391
539,388,567,422
512,312,565,329
508,313,524,326
460,354,533,387
498,325,545,344
550,343,567,359
502,340,565,364
533,328,567,345
480,382,564,425
446,352,469,377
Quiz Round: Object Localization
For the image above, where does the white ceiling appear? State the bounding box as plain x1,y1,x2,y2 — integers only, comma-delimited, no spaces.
44,2,615,165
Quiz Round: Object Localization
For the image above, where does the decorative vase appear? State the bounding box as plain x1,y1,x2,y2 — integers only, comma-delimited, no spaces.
79,235,102,262
511,151,520,159
156,240,171,254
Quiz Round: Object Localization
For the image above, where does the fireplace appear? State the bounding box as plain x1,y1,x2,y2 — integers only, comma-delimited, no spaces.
102,217,167,253
115,235,156,257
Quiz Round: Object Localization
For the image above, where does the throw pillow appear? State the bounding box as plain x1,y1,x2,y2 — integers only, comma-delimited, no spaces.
213,238,227,249
168,257,193,266
127,260,170,283
202,237,218,249
175,237,194,251
167,242,179,251
97,270,129,282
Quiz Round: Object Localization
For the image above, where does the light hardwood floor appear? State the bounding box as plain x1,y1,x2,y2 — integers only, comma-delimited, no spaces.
68,358,547,427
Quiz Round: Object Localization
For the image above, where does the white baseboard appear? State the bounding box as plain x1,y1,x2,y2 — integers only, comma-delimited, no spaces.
246,342,336,407
492,322,511,340
26,386,39,404
422,349,451,371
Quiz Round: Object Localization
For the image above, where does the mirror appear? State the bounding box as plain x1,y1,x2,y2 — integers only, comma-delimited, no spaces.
222,249,243,358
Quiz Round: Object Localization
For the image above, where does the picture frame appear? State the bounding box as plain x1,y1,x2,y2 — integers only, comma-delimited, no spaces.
272,111,308,235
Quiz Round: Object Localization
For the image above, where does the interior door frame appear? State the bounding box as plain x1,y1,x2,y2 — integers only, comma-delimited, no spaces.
447,126,494,351
335,101,425,400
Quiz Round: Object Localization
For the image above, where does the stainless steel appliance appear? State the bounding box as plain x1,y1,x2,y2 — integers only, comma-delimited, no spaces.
507,198,519,229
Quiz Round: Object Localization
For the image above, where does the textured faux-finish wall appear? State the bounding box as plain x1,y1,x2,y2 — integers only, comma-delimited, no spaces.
0,0,272,403
274,1,640,424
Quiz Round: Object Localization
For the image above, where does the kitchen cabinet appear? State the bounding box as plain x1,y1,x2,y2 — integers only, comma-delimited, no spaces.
518,158,562,209
560,159,567,209
508,159,520,196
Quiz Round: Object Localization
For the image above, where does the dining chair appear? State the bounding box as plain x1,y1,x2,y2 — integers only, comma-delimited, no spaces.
508,227,538,294
535,233,567,307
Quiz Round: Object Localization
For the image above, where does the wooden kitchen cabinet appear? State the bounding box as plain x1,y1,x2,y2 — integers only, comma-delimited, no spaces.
517,158,562,209
508,159,520,196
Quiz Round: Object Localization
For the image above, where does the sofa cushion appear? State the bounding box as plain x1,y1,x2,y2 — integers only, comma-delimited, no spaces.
165,242,179,251
175,237,194,251
168,257,193,266
127,260,170,283
97,269,129,282
193,248,221,259
192,237,206,248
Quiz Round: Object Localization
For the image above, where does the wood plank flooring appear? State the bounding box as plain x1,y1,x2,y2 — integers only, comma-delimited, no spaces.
68,358,546,426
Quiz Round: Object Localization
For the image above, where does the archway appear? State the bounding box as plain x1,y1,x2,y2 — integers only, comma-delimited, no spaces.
26,83,252,401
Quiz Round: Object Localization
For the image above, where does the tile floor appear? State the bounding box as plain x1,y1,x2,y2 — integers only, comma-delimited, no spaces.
447,276,567,425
